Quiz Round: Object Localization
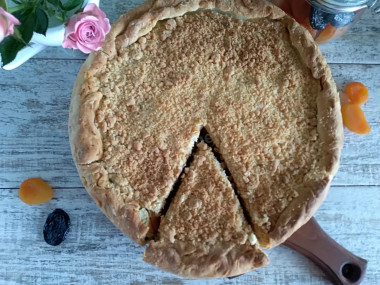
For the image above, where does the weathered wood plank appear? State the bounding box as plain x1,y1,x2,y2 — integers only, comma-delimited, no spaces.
31,0,380,64
17,0,142,61
0,61,379,188
1,1,379,284
318,10,380,64
1,139,380,188
0,59,83,188
0,186,378,284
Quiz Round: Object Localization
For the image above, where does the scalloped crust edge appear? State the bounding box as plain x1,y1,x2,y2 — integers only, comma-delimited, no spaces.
143,239,269,278
68,0,343,254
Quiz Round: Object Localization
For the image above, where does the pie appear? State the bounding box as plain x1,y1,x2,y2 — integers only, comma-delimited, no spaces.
143,142,268,277
69,0,343,278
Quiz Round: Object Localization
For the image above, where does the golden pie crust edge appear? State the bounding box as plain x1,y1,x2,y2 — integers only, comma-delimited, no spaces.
143,142,269,278
69,0,343,249
143,240,268,278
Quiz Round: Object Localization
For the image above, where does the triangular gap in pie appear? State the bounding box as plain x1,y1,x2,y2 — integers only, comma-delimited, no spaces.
69,0,343,250
143,142,268,278
202,12,339,247
73,112,203,245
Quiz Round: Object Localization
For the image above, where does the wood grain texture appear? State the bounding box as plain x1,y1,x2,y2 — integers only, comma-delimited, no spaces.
0,186,379,285
33,1,380,64
1,62,379,188
0,0,379,284
318,10,380,64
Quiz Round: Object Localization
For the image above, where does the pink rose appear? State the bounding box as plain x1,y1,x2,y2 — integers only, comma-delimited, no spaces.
0,8,21,42
62,4,111,53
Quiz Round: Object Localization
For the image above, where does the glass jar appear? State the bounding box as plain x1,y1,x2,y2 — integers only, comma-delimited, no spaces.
271,0,378,43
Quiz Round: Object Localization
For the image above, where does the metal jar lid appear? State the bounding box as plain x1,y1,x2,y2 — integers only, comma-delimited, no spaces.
308,0,378,12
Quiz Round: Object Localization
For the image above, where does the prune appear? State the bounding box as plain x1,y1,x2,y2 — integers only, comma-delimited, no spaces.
43,209,70,246
309,7,328,30
328,12,355,28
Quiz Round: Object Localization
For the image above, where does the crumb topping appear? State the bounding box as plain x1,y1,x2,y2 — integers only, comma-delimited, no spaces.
159,143,254,245
94,10,325,233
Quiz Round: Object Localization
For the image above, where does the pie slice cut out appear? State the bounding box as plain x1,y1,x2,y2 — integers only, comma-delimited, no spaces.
69,0,343,265
143,142,268,278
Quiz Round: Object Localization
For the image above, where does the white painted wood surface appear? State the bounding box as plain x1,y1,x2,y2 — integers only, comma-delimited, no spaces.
0,1,379,284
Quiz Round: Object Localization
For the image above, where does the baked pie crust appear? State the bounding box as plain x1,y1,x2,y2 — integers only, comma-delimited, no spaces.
69,0,343,277
143,142,268,277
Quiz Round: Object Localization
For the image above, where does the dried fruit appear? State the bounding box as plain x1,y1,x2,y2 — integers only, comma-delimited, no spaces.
328,12,355,28
276,0,292,15
298,17,318,38
341,103,370,134
346,82,368,105
290,0,311,23
43,209,71,246
288,1,318,38
316,24,337,43
19,178,54,205
309,7,328,30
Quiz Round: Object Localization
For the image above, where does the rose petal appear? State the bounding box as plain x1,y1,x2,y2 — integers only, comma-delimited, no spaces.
77,22,99,43
0,8,21,25
62,33,78,49
76,41,98,53
0,8,20,40
84,3,107,19
62,4,110,53
0,15,6,42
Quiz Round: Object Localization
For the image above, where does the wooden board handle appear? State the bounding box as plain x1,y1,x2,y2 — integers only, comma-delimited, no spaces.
283,217,367,285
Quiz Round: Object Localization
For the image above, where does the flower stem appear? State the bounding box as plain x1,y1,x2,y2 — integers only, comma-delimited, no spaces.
8,6,24,13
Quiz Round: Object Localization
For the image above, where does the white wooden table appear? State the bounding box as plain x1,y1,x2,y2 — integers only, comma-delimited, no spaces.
0,1,379,284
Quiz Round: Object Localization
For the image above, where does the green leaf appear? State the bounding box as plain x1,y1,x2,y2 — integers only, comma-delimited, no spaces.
12,9,36,44
0,0,7,10
12,27,23,41
47,0,60,7
21,16,36,43
8,6,25,13
0,35,26,66
57,0,64,9
34,8,48,36
12,9,23,19
0,1,42,66
10,0,22,5
45,7,56,17
74,7,83,14
61,0,83,11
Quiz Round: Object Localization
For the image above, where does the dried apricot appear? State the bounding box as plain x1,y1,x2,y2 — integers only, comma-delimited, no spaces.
19,178,54,205
316,24,348,43
299,17,318,38
274,0,292,15
290,0,311,24
331,25,349,40
346,82,369,105
341,103,370,134
316,24,336,43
